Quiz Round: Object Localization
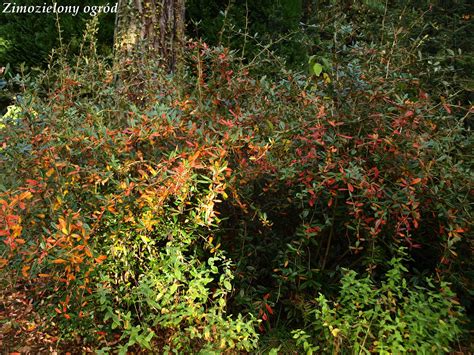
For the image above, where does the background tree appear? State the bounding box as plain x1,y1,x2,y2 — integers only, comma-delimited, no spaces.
114,0,185,73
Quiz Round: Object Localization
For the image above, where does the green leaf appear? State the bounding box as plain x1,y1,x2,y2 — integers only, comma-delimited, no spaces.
313,63,323,76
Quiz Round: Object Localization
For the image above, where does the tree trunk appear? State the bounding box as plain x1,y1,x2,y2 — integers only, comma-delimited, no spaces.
302,0,317,26
114,0,185,73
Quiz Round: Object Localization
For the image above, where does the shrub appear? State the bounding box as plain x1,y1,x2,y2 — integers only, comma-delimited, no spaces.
0,38,260,351
293,253,464,353
0,24,470,351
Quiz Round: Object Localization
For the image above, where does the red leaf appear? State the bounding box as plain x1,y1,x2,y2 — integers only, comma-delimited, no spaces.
328,198,333,207
328,120,343,127
265,303,274,315
337,134,353,139
443,103,452,114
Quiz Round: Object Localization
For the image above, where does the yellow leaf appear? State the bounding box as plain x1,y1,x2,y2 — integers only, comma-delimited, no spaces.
71,233,82,240
323,72,332,84
11,225,22,238
53,199,61,211
19,191,33,200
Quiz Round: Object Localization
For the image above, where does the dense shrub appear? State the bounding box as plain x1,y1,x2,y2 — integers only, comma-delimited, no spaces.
293,253,464,353
0,24,471,352
0,40,261,352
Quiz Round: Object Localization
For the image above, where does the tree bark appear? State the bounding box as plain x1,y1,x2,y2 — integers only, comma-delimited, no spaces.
114,0,185,73
302,0,317,26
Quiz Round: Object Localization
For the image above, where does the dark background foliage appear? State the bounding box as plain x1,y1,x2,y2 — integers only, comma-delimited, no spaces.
0,0,115,66
1,0,473,104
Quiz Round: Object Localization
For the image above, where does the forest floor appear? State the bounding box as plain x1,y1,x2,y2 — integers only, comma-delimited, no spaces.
0,279,90,354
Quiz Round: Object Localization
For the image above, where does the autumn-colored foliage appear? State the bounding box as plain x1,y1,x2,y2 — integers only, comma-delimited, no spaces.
0,32,471,352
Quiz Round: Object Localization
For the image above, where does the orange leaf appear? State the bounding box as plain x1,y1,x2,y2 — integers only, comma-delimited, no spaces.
95,255,107,264
52,259,67,264
18,191,33,200
58,217,69,235
22,265,30,277
411,178,422,185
